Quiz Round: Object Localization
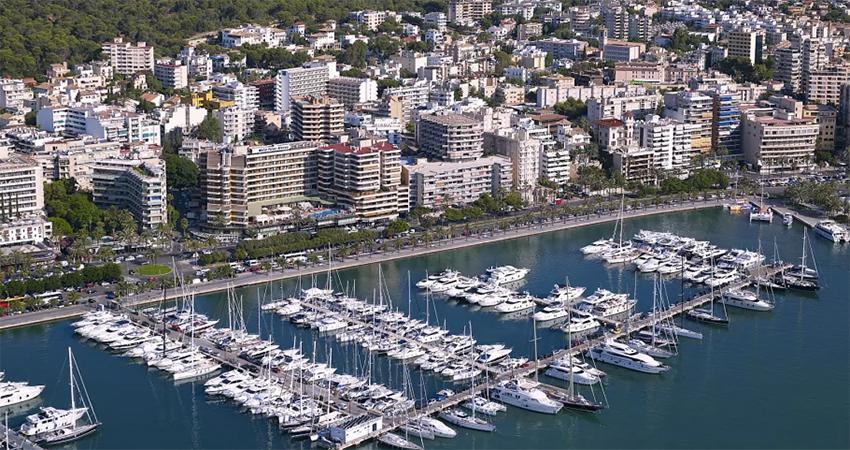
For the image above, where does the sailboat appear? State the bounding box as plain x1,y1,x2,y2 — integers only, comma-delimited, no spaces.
550,292,605,412
20,348,100,446
628,276,677,358
686,264,730,325
749,182,773,222
783,229,820,291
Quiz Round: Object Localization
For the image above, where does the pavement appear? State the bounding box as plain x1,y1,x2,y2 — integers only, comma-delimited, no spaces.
0,198,725,331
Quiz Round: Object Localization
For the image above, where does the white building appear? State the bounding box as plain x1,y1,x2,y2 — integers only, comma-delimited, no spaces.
101,37,154,75
406,156,512,208
92,158,167,229
213,82,260,111
36,105,161,145
154,58,189,90
0,154,43,218
274,62,338,113
0,215,52,247
214,106,255,143
327,77,378,106
0,79,31,112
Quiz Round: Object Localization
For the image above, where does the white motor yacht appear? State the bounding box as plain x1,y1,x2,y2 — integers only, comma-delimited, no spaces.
560,313,600,335
20,406,88,437
532,305,569,322
814,220,849,243
438,408,495,432
581,239,615,255
0,381,45,408
720,289,774,311
494,295,535,313
462,396,506,416
543,358,602,385
585,340,669,374
490,379,563,414
483,265,529,285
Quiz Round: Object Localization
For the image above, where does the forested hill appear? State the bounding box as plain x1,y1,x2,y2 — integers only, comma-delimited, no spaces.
0,0,443,78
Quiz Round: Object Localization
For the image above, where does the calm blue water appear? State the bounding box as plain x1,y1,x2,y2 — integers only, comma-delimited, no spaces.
1,208,848,449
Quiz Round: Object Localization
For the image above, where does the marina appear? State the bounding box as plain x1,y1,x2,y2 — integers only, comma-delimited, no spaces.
0,207,847,449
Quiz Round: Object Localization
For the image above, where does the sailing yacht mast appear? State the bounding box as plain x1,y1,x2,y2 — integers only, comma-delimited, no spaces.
69,347,75,415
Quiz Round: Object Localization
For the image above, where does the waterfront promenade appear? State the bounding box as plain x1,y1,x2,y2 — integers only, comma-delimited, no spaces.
0,198,724,331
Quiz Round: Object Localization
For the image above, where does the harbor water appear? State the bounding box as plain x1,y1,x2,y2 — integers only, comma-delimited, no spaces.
1,207,848,449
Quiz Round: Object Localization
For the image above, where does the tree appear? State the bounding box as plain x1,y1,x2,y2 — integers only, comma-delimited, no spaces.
453,87,463,101
137,98,156,113
553,98,587,120
368,35,400,60
503,191,525,209
49,217,73,237
340,41,368,68
24,111,36,126
385,219,410,236
196,113,223,143
163,153,199,190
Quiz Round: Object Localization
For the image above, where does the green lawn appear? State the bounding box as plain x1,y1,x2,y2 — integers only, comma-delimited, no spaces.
136,264,172,277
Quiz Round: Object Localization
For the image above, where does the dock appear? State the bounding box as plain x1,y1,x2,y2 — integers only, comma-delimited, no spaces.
0,423,43,450
100,261,788,450
318,264,790,449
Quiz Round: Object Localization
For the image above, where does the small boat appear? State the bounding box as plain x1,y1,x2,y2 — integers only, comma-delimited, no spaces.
686,307,730,325
782,213,793,227
378,432,423,450
438,408,495,432
656,324,702,340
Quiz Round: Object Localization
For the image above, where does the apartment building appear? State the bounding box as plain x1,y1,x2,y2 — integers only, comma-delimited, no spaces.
424,12,448,31
101,37,154,76
775,46,802,95
213,82,260,111
484,130,541,193
804,64,850,105
726,28,764,66
36,105,161,145
327,77,379,106
0,155,43,218
632,115,700,172
602,40,645,62
91,158,167,229
741,108,818,174
663,90,714,155
317,141,409,222
802,104,837,151
0,79,31,111
614,62,664,84
198,142,320,228
382,83,430,122
709,89,741,155
351,10,394,31
274,62,337,113
609,146,656,184
540,147,571,185
532,38,587,60
154,58,189,90
214,106,255,143
0,215,52,247
587,91,661,127
417,113,483,161
405,156,512,208
292,95,344,141
448,0,492,25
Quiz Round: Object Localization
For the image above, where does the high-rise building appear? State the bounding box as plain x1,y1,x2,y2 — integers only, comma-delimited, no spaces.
775,46,802,95
154,58,189,90
417,113,483,161
327,77,379,106
664,90,714,156
198,142,320,228
91,158,167,229
317,141,409,222
291,95,344,141
726,28,764,66
0,154,43,219
274,62,337,113
101,37,154,76
709,88,741,155
804,64,850,105
381,83,430,123
802,104,837,151
447,0,492,25
603,6,629,40
214,106,255,143
632,115,699,172
213,82,260,111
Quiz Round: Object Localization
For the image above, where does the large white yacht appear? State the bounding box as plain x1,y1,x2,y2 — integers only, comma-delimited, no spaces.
560,313,601,334
720,289,774,311
494,295,536,313
585,340,669,374
484,265,529,285
532,305,569,322
0,381,45,408
543,358,602,385
490,379,563,414
814,220,849,243
543,284,586,304
20,407,88,436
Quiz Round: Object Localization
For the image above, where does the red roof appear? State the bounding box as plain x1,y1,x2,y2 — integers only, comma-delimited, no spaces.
595,118,624,128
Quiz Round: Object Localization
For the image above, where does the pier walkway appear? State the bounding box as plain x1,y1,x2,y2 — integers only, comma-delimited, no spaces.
336,263,789,449
0,423,43,450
